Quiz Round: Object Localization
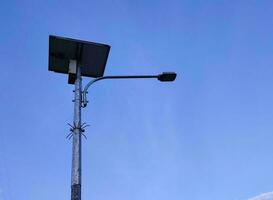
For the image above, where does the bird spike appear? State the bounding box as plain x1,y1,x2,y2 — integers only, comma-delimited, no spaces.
66,132,73,139
66,121,90,140
67,123,74,128
82,124,90,129
68,134,73,140
82,133,87,140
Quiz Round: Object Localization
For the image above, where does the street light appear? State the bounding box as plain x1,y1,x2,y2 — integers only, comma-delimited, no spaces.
158,72,177,82
82,72,177,107
48,35,176,200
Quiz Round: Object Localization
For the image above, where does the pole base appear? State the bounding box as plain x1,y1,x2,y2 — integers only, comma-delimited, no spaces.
71,184,81,200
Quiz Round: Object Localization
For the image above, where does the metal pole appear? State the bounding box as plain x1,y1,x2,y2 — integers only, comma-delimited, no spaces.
71,64,82,200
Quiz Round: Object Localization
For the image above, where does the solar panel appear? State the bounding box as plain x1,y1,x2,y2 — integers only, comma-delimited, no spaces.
48,35,111,84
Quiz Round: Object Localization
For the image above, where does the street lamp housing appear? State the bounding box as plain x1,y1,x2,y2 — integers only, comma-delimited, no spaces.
48,35,111,84
158,72,177,82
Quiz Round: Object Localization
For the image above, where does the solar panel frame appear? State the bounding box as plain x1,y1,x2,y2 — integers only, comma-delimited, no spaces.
48,35,111,78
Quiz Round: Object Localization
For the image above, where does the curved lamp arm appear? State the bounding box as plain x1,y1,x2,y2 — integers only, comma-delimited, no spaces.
82,72,177,108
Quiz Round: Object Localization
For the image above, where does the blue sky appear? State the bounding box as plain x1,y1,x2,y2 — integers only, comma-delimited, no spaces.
1,0,273,199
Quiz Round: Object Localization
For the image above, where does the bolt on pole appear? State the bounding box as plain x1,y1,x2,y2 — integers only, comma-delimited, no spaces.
71,64,82,200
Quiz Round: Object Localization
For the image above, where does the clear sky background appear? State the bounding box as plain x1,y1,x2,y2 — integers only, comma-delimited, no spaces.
1,0,273,200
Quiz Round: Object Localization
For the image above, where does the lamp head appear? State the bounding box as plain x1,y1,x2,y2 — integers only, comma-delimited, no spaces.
158,72,177,82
